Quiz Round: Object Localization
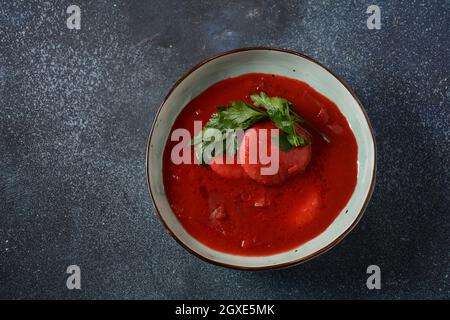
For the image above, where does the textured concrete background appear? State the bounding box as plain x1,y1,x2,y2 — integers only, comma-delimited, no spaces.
0,0,449,299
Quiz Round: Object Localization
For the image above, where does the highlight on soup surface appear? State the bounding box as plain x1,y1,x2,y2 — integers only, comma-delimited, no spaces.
162,73,358,256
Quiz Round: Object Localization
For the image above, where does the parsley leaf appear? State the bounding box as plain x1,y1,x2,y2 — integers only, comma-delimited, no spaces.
250,92,308,147
273,131,295,152
192,101,267,163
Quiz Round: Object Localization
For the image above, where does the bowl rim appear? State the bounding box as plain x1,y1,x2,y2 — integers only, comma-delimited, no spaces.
145,47,377,271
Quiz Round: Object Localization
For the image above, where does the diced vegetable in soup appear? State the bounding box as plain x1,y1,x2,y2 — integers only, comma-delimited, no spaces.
163,73,357,256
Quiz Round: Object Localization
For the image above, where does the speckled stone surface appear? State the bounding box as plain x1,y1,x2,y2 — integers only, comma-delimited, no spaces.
0,0,449,299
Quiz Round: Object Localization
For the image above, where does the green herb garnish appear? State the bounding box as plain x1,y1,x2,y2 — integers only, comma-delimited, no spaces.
192,101,267,163
192,92,330,164
250,92,308,147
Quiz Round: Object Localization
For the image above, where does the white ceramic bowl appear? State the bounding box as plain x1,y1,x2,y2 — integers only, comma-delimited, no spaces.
146,48,376,270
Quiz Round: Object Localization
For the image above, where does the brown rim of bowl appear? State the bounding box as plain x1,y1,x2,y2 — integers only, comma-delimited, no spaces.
145,47,377,271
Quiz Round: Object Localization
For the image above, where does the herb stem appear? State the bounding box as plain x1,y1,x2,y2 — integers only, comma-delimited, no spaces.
290,110,331,144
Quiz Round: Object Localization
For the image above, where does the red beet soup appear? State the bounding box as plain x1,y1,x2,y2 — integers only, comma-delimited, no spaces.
163,73,357,256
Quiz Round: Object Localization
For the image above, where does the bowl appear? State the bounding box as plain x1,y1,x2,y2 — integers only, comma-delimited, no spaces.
146,47,376,270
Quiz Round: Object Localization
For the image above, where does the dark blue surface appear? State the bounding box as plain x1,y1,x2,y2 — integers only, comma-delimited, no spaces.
0,0,449,299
